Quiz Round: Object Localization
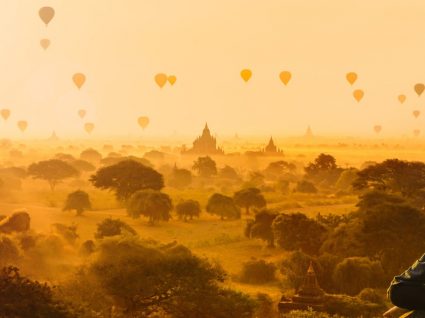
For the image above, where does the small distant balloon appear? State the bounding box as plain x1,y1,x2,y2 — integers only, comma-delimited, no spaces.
138,116,149,129
414,83,425,96
40,39,50,50
279,71,292,85
353,89,364,102
78,109,86,119
373,125,382,134
84,123,94,134
413,110,421,118
414,129,421,137
240,69,252,82
155,73,167,88
73,73,86,89
167,75,177,85
1,109,10,121
39,7,55,26
17,121,27,132
398,94,406,104
346,72,357,85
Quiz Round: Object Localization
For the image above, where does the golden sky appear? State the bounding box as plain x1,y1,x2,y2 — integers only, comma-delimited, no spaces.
1,0,425,138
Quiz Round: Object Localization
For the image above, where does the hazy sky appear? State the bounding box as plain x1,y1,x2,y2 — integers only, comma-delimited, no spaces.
1,1,425,138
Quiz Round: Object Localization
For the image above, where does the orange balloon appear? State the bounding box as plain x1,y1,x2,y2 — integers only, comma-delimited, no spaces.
240,69,252,82
398,94,406,104
413,110,421,118
168,75,177,85
279,71,292,85
353,89,364,102
78,109,86,119
373,125,382,134
415,83,425,96
72,73,86,89
1,109,10,121
138,116,150,129
346,72,357,85
40,39,50,50
17,121,27,132
414,129,421,137
39,7,55,26
84,123,94,134
155,73,167,88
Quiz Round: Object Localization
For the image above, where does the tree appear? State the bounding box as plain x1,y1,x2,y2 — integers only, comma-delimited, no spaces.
69,159,95,173
90,160,164,202
192,156,217,178
28,159,78,191
239,259,276,284
175,199,201,221
94,218,137,239
304,153,342,186
263,160,296,180
335,168,358,192
294,180,317,193
233,187,266,215
63,190,91,216
219,165,240,180
206,193,241,220
80,148,102,163
127,189,172,224
245,209,278,247
168,166,192,188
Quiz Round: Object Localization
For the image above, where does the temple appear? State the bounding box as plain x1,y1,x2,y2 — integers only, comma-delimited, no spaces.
278,262,325,315
183,123,224,155
263,137,284,155
305,126,313,138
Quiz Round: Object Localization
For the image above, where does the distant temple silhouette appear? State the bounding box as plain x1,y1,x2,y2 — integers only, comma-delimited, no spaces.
183,123,224,155
263,137,284,155
305,126,314,138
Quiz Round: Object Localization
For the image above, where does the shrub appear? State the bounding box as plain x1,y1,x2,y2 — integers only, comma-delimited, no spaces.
239,259,276,284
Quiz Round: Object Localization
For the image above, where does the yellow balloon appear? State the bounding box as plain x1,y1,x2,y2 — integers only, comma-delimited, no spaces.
353,89,364,102
415,83,425,96
279,71,292,85
40,39,50,50
346,72,357,85
78,109,86,119
414,129,421,137
168,75,177,85
17,120,27,132
73,73,86,89
138,116,150,129
155,73,167,88
1,109,10,121
373,125,382,134
39,7,55,26
240,69,252,82
398,94,406,104
84,123,94,134
413,110,421,118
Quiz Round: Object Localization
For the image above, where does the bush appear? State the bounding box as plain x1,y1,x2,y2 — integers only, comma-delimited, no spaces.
294,180,317,193
94,218,137,239
239,259,276,284
357,288,385,305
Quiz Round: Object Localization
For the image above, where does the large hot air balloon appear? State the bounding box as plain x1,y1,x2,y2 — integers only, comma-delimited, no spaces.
167,75,177,85
84,123,94,134
73,73,86,89
414,83,425,96
346,72,357,85
279,71,292,86
398,94,406,104
78,109,86,119
17,121,27,132
1,109,10,121
414,129,421,137
40,39,50,50
138,116,149,129
353,89,364,102
413,110,421,118
374,125,382,134
240,69,252,82
155,73,167,88
39,7,55,26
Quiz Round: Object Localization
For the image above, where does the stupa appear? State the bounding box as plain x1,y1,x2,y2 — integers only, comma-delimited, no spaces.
183,123,224,155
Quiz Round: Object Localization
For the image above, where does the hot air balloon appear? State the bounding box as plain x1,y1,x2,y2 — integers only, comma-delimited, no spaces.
17,121,27,132
353,89,364,102
78,109,86,119
39,7,55,26
40,39,50,50
374,125,382,134
346,72,357,85
414,129,421,137
168,75,177,85
155,73,167,88
73,73,86,89
84,123,94,134
398,94,406,104
1,109,10,121
138,116,149,129
415,83,425,96
240,69,252,82
279,71,292,86
413,110,421,118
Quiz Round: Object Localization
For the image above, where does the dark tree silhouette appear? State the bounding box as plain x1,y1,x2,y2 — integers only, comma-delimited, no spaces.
233,187,266,215
192,156,217,178
94,218,137,239
28,159,78,191
175,199,201,221
168,166,192,188
127,189,172,224
63,190,91,216
206,193,240,220
245,209,278,247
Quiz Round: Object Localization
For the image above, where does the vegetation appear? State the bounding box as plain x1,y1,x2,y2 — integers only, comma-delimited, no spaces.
127,189,173,224
175,199,201,221
206,193,241,220
28,159,79,191
63,190,91,216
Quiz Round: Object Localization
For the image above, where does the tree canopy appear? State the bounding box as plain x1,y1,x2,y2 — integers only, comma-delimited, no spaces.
28,159,79,191
206,193,240,220
233,188,266,215
127,189,172,224
192,156,217,178
63,190,91,216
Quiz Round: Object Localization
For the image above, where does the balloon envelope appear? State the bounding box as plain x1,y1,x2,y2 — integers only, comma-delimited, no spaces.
279,71,291,85
346,72,357,85
138,116,149,129
1,109,10,120
240,69,252,82
39,7,55,26
398,94,406,104
413,110,421,118
84,123,94,134
353,89,364,102
155,73,167,88
17,121,27,132
78,109,86,119
73,73,86,89
415,83,425,96
40,39,50,50
167,75,177,85
374,125,382,134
